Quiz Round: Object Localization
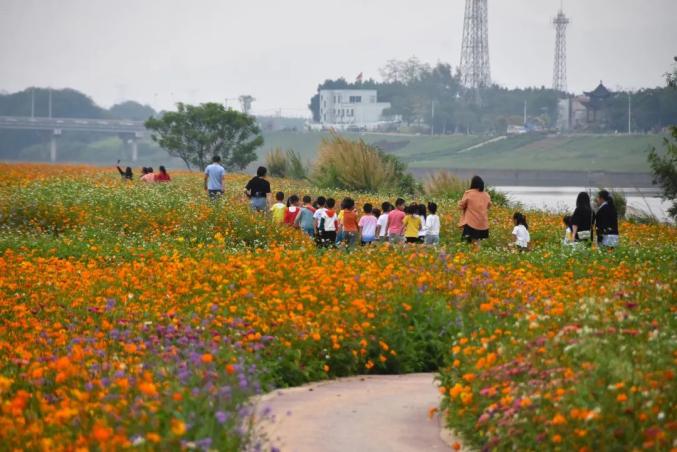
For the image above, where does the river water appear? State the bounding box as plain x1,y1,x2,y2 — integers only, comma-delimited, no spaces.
496,186,672,223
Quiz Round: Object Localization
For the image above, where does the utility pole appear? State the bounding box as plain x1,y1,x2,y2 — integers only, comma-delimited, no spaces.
48,88,52,118
627,92,632,135
523,100,527,125
431,100,436,136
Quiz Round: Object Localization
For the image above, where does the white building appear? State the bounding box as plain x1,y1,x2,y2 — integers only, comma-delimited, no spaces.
317,89,395,131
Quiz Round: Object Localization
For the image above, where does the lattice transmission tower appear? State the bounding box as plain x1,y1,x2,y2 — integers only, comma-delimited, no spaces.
459,0,491,89
552,6,570,92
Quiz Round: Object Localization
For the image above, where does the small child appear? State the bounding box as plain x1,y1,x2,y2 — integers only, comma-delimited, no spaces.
313,196,327,244
512,212,530,250
319,198,338,248
358,203,378,245
376,202,391,241
284,195,301,226
425,202,441,245
416,203,427,243
340,198,359,248
387,198,406,244
402,205,422,244
295,196,316,237
270,192,287,224
562,215,575,245
302,195,316,213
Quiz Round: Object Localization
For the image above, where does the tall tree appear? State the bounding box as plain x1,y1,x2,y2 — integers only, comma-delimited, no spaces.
145,102,263,171
109,101,156,121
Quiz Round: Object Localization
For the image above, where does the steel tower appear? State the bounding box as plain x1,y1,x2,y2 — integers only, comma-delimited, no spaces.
552,8,570,92
459,0,491,89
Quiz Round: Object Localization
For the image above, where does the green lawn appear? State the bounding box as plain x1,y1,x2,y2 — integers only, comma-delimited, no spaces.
260,131,666,173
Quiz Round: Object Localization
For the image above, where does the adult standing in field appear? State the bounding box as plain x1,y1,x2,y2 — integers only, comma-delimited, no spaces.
571,192,593,243
204,155,225,200
244,166,271,212
458,175,491,244
594,190,619,248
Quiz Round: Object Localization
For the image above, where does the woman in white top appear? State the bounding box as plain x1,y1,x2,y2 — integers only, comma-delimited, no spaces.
512,212,530,250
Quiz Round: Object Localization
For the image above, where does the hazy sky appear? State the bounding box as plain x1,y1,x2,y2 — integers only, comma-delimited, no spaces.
1,0,675,117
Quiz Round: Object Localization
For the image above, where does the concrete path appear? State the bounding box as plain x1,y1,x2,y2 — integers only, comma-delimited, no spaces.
255,373,466,452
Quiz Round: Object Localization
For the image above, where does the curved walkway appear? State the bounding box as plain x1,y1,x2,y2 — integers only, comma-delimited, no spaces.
255,373,467,452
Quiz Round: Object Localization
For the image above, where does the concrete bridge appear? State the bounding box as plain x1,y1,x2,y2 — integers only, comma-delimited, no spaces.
0,116,147,162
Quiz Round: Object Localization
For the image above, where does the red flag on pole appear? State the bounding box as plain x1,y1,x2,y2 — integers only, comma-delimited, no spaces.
356,72,363,83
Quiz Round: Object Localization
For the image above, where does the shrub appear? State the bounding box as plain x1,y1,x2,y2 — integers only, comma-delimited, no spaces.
423,171,468,198
611,190,627,219
265,148,287,178
286,149,308,180
647,126,677,219
311,133,416,193
486,187,509,207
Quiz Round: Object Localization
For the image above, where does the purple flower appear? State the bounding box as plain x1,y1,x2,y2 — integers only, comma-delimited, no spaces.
195,438,212,450
215,411,229,424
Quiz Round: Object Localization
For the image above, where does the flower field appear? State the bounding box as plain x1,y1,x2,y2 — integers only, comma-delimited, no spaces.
0,163,675,451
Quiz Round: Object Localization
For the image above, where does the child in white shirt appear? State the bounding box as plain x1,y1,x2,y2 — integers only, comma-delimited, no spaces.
512,212,530,250
562,215,575,245
376,202,391,241
424,202,441,245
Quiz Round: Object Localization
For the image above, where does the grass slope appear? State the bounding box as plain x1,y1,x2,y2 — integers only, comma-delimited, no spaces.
260,131,666,173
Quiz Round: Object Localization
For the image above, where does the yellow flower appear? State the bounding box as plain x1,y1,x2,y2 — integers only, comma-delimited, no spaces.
171,418,186,436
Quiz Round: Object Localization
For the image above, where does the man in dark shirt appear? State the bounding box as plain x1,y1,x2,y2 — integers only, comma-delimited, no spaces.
245,166,271,212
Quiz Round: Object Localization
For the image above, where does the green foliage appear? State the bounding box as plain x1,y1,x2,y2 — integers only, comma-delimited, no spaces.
423,171,468,198
109,101,156,121
286,149,308,180
311,133,417,194
648,126,677,219
264,148,308,180
611,190,627,219
486,187,509,208
265,148,287,177
309,59,561,134
145,103,263,171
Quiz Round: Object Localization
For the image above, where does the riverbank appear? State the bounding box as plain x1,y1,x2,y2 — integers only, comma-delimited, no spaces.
410,168,656,188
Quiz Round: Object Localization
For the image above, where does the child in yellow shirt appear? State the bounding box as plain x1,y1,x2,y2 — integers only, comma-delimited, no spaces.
270,191,287,224
402,205,422,244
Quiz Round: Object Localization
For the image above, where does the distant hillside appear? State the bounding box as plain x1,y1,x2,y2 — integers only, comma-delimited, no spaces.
258,131,666,173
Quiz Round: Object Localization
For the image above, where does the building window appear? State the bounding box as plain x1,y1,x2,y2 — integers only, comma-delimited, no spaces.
349,96,362,103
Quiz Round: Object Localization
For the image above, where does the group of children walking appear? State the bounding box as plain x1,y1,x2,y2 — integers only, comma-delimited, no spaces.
269,192,441,248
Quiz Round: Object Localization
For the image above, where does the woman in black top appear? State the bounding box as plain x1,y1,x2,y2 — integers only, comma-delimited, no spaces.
245,166,271,212
115,160,133,180
594,190,619,247
571,191,593,242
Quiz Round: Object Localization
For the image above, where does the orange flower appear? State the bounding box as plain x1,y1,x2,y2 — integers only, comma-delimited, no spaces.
201,353,213,363
91,423,112,442
551,414,567,425
171,418,186,436
138,382,158,397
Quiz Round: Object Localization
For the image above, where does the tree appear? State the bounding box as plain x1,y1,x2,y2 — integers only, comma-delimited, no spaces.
648,126,677,219
109,101,156,120
145,102,263,171
647,59,677,220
